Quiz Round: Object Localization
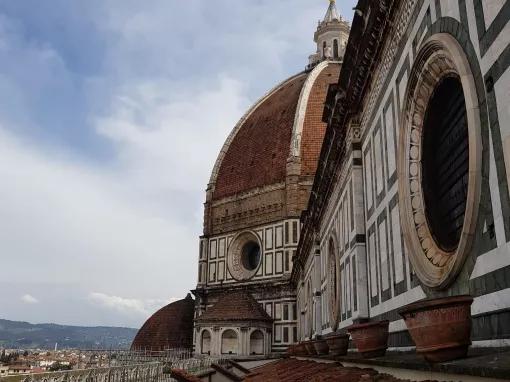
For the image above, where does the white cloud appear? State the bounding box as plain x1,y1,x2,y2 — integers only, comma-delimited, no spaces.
88,292,178,317
0,73,246,326
21,294,39,304
95,75,249,193
0,0,356,327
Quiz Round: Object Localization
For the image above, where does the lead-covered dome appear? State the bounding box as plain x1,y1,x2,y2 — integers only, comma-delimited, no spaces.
131,294,194,351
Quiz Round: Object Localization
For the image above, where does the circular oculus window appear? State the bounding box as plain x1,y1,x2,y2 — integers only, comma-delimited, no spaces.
227,231,262,281
398,34,482,289
421,76,469,252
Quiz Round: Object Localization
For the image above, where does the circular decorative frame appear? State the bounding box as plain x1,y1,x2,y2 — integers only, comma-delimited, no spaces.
327,235,341,331
227,230,262,281
398,34,482,289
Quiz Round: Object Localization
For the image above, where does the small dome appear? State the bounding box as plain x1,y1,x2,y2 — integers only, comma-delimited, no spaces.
131,294,194,351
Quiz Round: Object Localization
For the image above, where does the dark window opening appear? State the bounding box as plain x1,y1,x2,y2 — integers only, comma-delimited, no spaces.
333,39,339,58
241,241,261,270
329,238,337,301
422,76,469,252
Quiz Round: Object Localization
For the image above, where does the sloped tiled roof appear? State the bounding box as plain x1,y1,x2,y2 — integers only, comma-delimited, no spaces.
131,294,194,351
196,291,272,322
243,358,411,382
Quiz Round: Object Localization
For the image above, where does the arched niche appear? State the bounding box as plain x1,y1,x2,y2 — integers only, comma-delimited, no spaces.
249,330,264,355
221,329,239,355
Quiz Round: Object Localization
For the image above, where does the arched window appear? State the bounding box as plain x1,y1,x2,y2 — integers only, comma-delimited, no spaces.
328,237,341,330
306,280,313,337
329,239,338,302
323,41,327,57
249,330,264,355
333,39,339,58
221,329,238,355
201,330,211,355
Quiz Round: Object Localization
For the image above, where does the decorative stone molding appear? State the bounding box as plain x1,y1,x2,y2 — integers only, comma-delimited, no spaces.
345,120,361,147
398,34,482,289
360,0,418,135
226,231,262,281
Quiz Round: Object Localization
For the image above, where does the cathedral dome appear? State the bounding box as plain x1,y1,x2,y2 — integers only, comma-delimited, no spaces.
209,61,342,201
131,294,194,351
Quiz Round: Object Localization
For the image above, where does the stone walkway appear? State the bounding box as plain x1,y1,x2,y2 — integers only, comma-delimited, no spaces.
333,348,510,380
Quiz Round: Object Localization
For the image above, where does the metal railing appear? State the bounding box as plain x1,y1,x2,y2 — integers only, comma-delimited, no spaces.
0,349,227,382
0,362,169,382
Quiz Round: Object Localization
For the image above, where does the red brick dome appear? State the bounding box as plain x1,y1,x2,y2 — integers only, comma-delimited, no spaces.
210,62,341,201
131,294,194,351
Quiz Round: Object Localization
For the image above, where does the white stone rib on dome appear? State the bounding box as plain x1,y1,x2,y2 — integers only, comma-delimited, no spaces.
289,60,341,158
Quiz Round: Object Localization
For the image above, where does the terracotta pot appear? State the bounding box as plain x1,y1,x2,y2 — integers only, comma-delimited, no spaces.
399,295,473,362
347,320,389,358
304,341,317,356
295,343,307,356
325,333,349,356
313,338,329,355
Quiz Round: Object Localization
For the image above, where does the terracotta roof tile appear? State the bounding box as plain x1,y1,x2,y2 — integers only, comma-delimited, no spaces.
212,63,341,201
170,369,203,382
196,291,272,322
213,74,307,200
243,358,424,382
301,64,341,176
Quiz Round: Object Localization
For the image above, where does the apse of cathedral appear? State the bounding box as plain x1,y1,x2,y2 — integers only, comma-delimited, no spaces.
134,0,510,361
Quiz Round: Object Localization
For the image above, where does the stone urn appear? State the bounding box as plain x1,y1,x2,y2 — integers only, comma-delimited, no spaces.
347,320,389,358
399,295,474,362
304,341,317,356
325,332,350,356
313,338,329,355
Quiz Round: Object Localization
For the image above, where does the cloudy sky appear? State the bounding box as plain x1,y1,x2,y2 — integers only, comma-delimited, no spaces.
0,0,355,328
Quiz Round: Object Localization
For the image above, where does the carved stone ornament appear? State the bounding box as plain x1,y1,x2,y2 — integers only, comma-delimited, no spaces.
398,34,482,289
227,230,262,281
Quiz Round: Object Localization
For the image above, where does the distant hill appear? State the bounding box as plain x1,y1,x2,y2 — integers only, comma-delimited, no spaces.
0,318,137,349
